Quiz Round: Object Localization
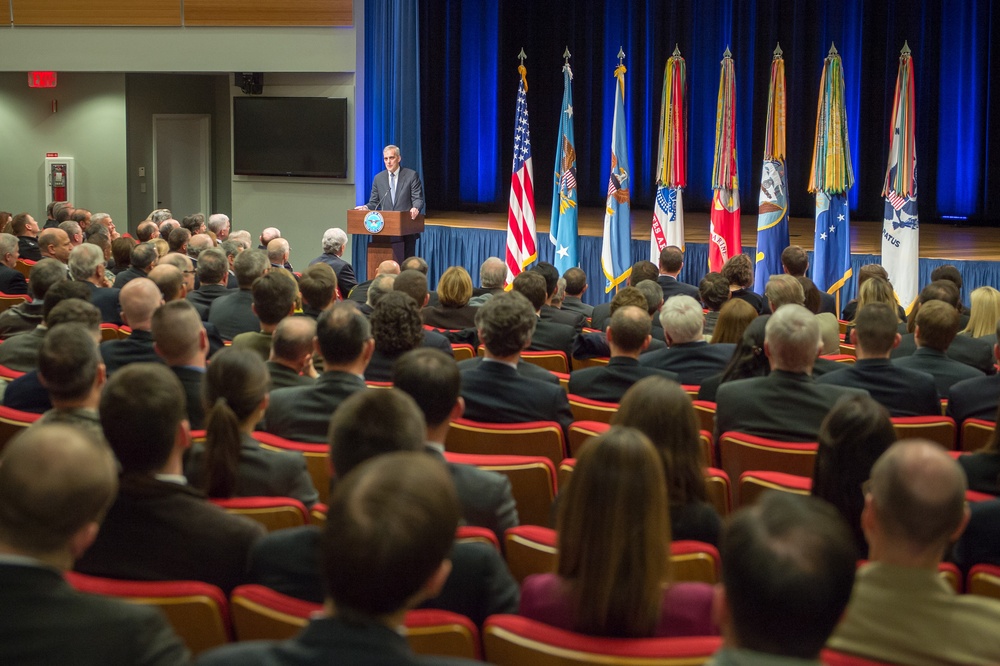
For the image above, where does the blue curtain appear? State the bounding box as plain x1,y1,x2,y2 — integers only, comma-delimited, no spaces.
403,0,1000,226
362,0,424,203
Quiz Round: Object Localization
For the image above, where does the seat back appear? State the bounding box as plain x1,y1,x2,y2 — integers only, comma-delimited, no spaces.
669,541,721,584
820,354,856,364
365,380,393,389
403,608,482,661
14,258,34,279
230,583,318,641
891,416,956,450
567,420,610,458
504,525,558,583
680,384,700,397
455,525,501,551
967,563,1000,601
446,418,565,466
209,496,309,532
698,430,714,468
567,394,618,425
0,294,28,314
0,405,40,453
484,615,722,666
557,458,576,492
691,400,716,436
719,432,817,507
703,467,731,517
451,343,475,361
738,471,812,508
444,452,557,526
521,350,569,374
309,502,327,528
66,572,231,655
572,356,610,370
961,418,995,453
99,323,121,342
254,431,330,504
822,649,898,666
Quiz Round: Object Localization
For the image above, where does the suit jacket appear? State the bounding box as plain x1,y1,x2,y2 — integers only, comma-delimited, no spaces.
639,341,735,386
208,289,260,341
195,611,478,666
1,369,51,412
100,329,163,374
559,296,593,319
528,318,576,361
185,433,318,508
422,304,479,330
363,328,454,381
893,347,984,398
74,473,265,594
0,326,46,371
459,359,573,435
232,331,273,362
0,563,189,666
658,274,701,303
265,361,316,390
263,371,367,443
347,278,373,303
16,235,41,262
957,452,1000,495
112,265,147,289
816,358,940,417
731,288,769,314
170,365,206,430
947,374,1000,425
819,291,837,315
891,331,995,375
309,253,357,301
715,370,867,442
187,284,231,322
568,356,679,403
589,301,612,331
246,525,518,628
0,263,28,295
82,281,123,325
365,166,425,212
427,445,519,543
954,498,1000,573
457,356,558,385
572,330,666,360
540,304,586,331
0,301,43,340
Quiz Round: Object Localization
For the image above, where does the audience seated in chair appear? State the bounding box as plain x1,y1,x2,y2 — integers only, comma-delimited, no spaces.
99,277,164,374
231,270,299,362
947,318,1000,425
0,425,189,665
0,282,95,372
186,248,232,321
266,316,318,390
511,271,576,360
112,241,158,290
365,291,428,382
0,258,67,340
656,245,701,305
207,249,267,340
532,262,587,331
308,227,356,301
296,262,338,320
422,266,480,330
558,266,593,318
68,242,122,324
956,400,1000,496
590,260,659,331
394,269,459,353
640,294,734,385
0,232,28,296
892,299,984,398
151,300,209,429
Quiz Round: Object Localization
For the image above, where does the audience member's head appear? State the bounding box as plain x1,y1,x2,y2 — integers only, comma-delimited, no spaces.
477,257,505,290
38,322,104,404
28,258,69,301
181,213,206,235
233,249,269,289
635,280,664,316
0,233,17,269
229,229,252,250
608,286,648,318
764,304,821,373
437,266,474,307
38,228,72,263
765,274,805,310
393,348,462,430
511,270,547,311
167,227,190,254
856,263,889,290
207,213,230,241
475,291,536,358
400,256,428,274
721,320,770,383
41,281,93,323
315,302,373,368
658,245,684,275
129,242,159,274
147,264,186,302
914,299,960,352
562,267,587,297
366,273,396,308
59,220,83,246
67,243,107,283
606,305,651,355
629,260,659,286
721,254,754,289
321,228,349,256
700,272,730,312
854,276,899,323
111,237,136,268
252,271,298,327
152,300,207,366
328,389,426,478
394,269,429,307
193,248,227,286
852,302,901,356
963,286,1000,338
158,219,180,240
797,277,823,314
780,245,810,277
371,291,424,357
70,209,92,230
11,213,39,238
270,316,317,369
531,262,560,299
659,294,704,345
187,233,213,259
710,298,758,345
149,208,172,225
930,265,963,298
298,263,337,313
266,238,290,266
136,220,159,242
118,278,163,331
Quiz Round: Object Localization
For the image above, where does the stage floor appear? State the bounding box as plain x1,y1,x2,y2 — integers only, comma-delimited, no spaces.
427,209,993,262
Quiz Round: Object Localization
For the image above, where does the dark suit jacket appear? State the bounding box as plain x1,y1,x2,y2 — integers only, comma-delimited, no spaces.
893,347,984,398
187,284,231,322
816,358,940,417
639,341,735,385
112,265,147,289
0,326,45,371
528,318,576,361
891,332,995,375
572,330,666,360
657,274,701,303
560,296,593,319
226,272,239,289
246,525,518,628
459,360,573,435
171,365,206,430
427,445,519,543
309,253,357,301
954,498,1000,573
82,281,123,325
715,370,868,442
265,361,316,390
0,564,189,666
422,304,479,330
1,369,51,412
540,304,586,331
263,371,367,443
208,289,260,341
568,356,679,403
589,301,612,331
947,374,1000,425
457,356,558,385
732,287,769,314
16,235,41,262
0,264,28,295
0,300,43,339
347,278,373,303
819,291,838,315
365,166,425,212
75,473,265,594
185,433,318,508
194,610,478,666
100,329,163,374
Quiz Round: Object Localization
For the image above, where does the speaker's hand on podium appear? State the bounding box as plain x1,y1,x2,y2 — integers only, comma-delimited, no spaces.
354,205,369,211
409,208,420,219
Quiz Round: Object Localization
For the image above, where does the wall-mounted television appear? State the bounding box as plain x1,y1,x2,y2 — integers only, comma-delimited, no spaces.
233,96,348,178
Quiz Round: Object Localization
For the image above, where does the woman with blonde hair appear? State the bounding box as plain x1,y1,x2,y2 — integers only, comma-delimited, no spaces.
845,276,900,341
519,426,715,637
709,298,757,345
422,265,478,329
961,286,1000,339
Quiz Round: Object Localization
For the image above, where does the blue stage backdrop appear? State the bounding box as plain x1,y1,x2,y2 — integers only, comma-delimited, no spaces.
352,225,997,312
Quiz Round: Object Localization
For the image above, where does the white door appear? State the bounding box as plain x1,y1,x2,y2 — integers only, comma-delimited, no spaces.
153,114,211,217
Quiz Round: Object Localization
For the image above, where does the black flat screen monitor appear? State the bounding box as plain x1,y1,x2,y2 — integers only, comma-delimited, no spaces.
233,96,348,178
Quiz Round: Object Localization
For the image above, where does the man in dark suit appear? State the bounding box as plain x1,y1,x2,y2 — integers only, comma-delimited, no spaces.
112,241,158,289
893,300,983,398
393,269,458,352
68,243,122,324
657,245,701,303
75,363,265,595
459,291,573,435
355,145,425,259
32,322,106,443
0,281,95,372
700,272,730,337
262,302,370,443
100,277,164,374
347,259,399,305
0,232,28,295
152,301,208,430
572,287,667,360
10,212,42,262
640,294,735,385
818,303,940,416
186,248,231,320
512,271,576,362
781,244,837,315
297,263,338,319
569,305,678,402
590,260,660,331
208,248,267,340
532,262,586,330
559,266,593,318
0,424,189,666
309,227,358,300
715,304,867,442
0,258,66,339
395,348,519,542
231,270,298,362
266,316,318,390
948,325,1000,425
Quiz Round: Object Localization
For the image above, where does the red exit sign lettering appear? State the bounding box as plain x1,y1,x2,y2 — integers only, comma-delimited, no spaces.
28,72,57,88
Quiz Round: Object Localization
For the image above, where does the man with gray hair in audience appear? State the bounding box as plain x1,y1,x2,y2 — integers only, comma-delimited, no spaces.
135,220,159,242
69,243,121,324
258,227,292,271
112,242,158,289
469,256,506,306
310,227,357,300
149,208,172,225
228,229,252,251
220,239,243,288
157,218,180,240
360,272,396,318
0,283,94,372
266,316,319,390
0,258,66,338
31,321,105,441
267,237,291,271
59,220,83,247
160,253,196,296
186,248,231,320
640,293,734,384
0,232,28,295
207,213,230,241
208,249,268,340
348,259,398,305
715,304,866,442
187,233,214,262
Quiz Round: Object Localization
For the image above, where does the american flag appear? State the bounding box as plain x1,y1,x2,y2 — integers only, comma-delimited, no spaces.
505,70,537,286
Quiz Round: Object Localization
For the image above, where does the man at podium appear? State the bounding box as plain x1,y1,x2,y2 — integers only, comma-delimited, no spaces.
355,144,424,220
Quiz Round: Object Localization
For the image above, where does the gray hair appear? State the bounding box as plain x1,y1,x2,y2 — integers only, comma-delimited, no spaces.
207,213,230,235
187,234,214,258
322,227,349,255
635,279,664,315
367,273,397,307
150,209,172,224
474,291,537,357
229,229,253,250
267,238,290,264
58,220,82,240
161,252,194,274
765,274,806,310
0,233,17,257
234,249,269,288
764,304,822,372
479,257,506,289
68,243,105,280
383,144,401,158
659,294,704,344
90,213,111,227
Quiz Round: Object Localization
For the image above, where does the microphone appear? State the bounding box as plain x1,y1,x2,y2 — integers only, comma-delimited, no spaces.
374,185,391,212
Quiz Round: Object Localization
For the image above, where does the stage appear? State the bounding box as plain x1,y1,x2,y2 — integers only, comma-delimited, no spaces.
350,208,1000,308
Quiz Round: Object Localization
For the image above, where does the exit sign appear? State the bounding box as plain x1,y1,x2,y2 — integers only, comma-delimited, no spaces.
28,72,57,88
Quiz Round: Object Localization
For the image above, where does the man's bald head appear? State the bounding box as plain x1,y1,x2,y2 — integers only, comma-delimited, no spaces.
376,260,401,276
147,264,186,302
260,227,281,245
187,233,214,258
607,305,652,355
267,238,290,265
119,278,163,330
0,425,117,560
270,316,317,365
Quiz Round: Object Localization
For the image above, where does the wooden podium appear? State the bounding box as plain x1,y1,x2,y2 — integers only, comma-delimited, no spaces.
347,210,424,279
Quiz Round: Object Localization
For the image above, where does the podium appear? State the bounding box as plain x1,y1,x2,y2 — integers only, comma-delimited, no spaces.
347,210,424,279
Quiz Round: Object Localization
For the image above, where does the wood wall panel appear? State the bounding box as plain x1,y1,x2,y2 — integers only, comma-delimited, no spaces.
1,0,9,26
184,0,351,26
11,0,180,26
